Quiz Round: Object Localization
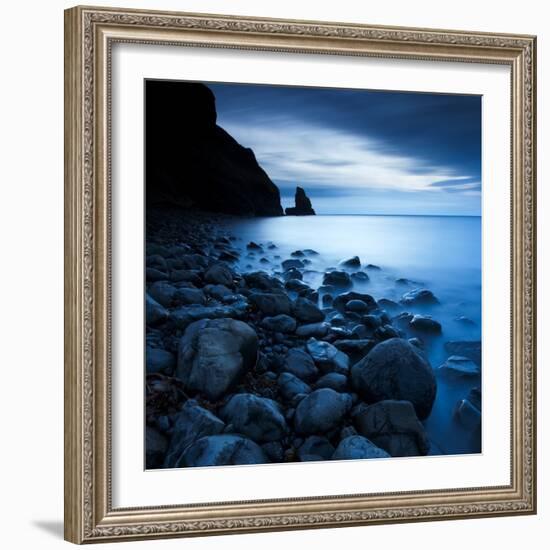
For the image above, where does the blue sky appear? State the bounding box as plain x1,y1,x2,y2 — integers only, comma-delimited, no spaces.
208,82,481,216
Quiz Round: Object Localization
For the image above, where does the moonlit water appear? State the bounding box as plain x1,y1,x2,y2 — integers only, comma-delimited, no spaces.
221,214,482,456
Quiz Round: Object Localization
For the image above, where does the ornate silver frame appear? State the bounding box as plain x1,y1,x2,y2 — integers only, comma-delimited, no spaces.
64,5,537,544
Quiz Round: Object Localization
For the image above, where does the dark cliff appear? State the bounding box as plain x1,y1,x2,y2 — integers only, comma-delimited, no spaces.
146,80,283,216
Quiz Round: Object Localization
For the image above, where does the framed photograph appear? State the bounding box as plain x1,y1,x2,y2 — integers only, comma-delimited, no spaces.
64,5,537,544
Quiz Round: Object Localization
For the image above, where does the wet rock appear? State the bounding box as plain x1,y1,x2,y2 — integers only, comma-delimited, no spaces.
204,263,234,286
278,372,312,401
322,294,334,308
454,316,477,326
438,355,480,377
291,250,306,257
165,400,225,467
444,341,482,366
351,272,370,283
261,441,285,462
282,268,302,281
180,254,209,270
170,269,202,285
148,281,177,307
282,258,305,271
244,271,284,291
304,249,319,256
322,271,352,289
333,292,377,312
339,256,361,268
146,346,176,375
332,436,390,460
221,394,287,442
351,338,436,420
378,298,401,312
173,287,207,306
373,324,401,341
345,299,370,313
409,314,442,334
283,349,319,382
401,288,439,306
296,322,330,338
176,318,258,400
314,372,349,393
298,436,335,461
293,297,325,323
260,314,297,334
146,293,169,326
332,339,375,362
366,264,381,271
203,284,232,301
171,302,248,329
362,314,382,329
182,435,268,466
249,291,292,316
354,400,430,457
247,241,262,250
294,389,352,435
454,398,481,430
285,279,310,292
146,427,168,469
468,387,482,410
306,338,350,375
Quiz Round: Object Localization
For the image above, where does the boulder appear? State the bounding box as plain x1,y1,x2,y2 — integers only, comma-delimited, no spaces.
401,288,439,306
282,258,305,271
332,339,376,362
296,322,330,338
221,394,287,442
333,292,377,312
314,372,349,393
243,271,284,291
285,278,310,292
146,346,176,375
438,355,480,377
332,435,390,460
176,318,258,400
146,267,168,282
165,400,225,467
354,400,430,457
203,284,232,301
204,263,234,286
283,348,319,382
182,435,268,467
285,186,316,216
454,398,481,430
173,287,207,306
322,271,352,289
351,338,436,420
293,297,325,323
306,338,350,375
146,293,169,326
351,272,370,283
145,427,168,469
444,341,482,366
249,291,292,316
260,314,297,334
148,281,177,307
278,372,312,401
298,436,335,461
409,314,442,334
170,302,248,330
294,388,352,435
345,299,370,313
339,256,361,268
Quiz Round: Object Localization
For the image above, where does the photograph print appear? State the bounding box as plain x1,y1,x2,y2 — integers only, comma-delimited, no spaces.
145,79,482,469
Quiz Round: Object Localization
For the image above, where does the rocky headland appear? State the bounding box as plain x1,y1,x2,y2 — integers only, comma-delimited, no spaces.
145,208,482,469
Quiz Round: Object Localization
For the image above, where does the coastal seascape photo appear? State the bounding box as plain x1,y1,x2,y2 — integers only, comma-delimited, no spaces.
144,79,482,469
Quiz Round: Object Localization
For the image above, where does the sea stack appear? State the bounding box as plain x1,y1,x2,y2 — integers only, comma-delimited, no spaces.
285,187,316,216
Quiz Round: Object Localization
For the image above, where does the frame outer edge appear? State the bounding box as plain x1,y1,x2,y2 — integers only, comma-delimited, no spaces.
64,6,85,545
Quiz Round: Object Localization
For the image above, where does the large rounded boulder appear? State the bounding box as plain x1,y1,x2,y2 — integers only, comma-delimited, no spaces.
176,318,258,401
351,338,436,420
294,388,352,435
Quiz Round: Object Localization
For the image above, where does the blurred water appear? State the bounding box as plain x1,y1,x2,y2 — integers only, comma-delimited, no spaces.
221,215,482,456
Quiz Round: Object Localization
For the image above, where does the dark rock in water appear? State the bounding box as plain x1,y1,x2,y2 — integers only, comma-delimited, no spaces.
351,272,370,283
221,393,287,442
298,436,335,461
147,254,168,270
249,291,292,316
354,400,430,457
294,389,352,435
332,435,390,460
278,372,312,401
146,427,168,469
182,434,268,466
454,398,481,430
247,241,263,250
363,314,382,329
293,297,325,323
408,337,424,350
351,338,436,420
285,186,316,216
437,355,480,377
314,372,349,393
260,314,297,334
333,292,377,312
345,299,370,313
332,339,375,362
395,277,422,286
283,267,303,281
146,81,282,216
146,267,168,282
409,314,442,334
374,324,401,341
306,338,350,375
282,258,305,271
171,302,248,329
285,278,310,293
179,254,209,270
454,315,477,326
259,258,270,264
303,249,319,256
366,264,381,271
378,298,401,312
203,284,232,301
176,318,258,400
401,288,439,306
322,270,352,289
339,256,361,268
243,271,284,291
296,322,330,338
146,346,176,375
468,387,482,410
283,349,319,382
146,294,169,326
444,341,482,366
322,294,334,308
218,250,240,262
165,400,225,467
291,250,305,257
204,263,234,286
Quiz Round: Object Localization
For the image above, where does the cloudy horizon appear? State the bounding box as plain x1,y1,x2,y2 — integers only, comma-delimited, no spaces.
208,82,481,216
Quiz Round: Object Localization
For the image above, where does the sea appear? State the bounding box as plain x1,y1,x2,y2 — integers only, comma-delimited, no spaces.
220,214,482,456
